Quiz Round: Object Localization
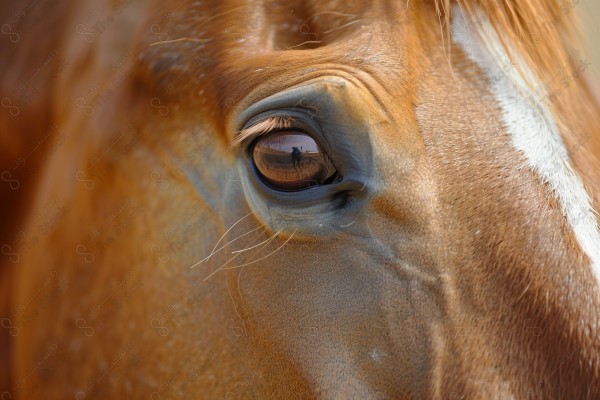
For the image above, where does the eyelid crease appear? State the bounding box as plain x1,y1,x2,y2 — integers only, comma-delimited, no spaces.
228,116,293,150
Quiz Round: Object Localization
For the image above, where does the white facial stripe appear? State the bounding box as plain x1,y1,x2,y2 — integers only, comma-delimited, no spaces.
451,6,600,283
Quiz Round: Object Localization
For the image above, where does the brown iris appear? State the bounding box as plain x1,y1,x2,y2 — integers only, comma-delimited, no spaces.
252,130,338,191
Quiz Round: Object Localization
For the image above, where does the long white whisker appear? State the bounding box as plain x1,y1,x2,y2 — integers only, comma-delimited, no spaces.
190,224,265,268
202,229,278,281
322,20,360,34
196,211,255,267
225,273,247,336
222,231,295,270
231,232,278,254
202,253,242,282
285,40,323,49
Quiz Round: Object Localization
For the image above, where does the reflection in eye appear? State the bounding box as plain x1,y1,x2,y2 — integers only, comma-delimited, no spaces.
252,130,338,191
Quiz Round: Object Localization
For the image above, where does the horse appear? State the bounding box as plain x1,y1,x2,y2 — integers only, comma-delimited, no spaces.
1,0,600,398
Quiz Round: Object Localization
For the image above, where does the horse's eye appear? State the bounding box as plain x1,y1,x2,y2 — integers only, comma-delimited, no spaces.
251,130,339,191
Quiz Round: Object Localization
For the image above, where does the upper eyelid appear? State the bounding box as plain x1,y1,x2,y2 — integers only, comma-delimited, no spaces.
228,116,293,150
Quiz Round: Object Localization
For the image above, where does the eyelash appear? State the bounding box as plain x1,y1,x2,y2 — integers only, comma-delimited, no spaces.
230,116,294,150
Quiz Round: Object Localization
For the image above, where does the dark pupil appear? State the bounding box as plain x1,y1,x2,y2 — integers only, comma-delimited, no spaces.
252,130,336,191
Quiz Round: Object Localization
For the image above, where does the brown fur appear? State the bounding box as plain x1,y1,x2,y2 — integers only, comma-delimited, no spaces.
1,0,599,398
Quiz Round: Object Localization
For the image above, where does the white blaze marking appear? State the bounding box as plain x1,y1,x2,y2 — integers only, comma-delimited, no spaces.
451,6,600,283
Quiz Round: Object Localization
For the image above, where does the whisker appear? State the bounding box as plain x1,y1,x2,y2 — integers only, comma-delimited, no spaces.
322,20,361,34
222,231,295,270
285,40,324,49
315,11,357,18
149,37,211,47
236,261,256,339
225,272,247,336
231,232,278,254
192,211,255,268
203,253,242,282
190,224,265,268
202,229,278,281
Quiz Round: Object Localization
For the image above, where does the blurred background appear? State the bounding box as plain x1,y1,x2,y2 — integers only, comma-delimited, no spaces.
580,0,600,99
